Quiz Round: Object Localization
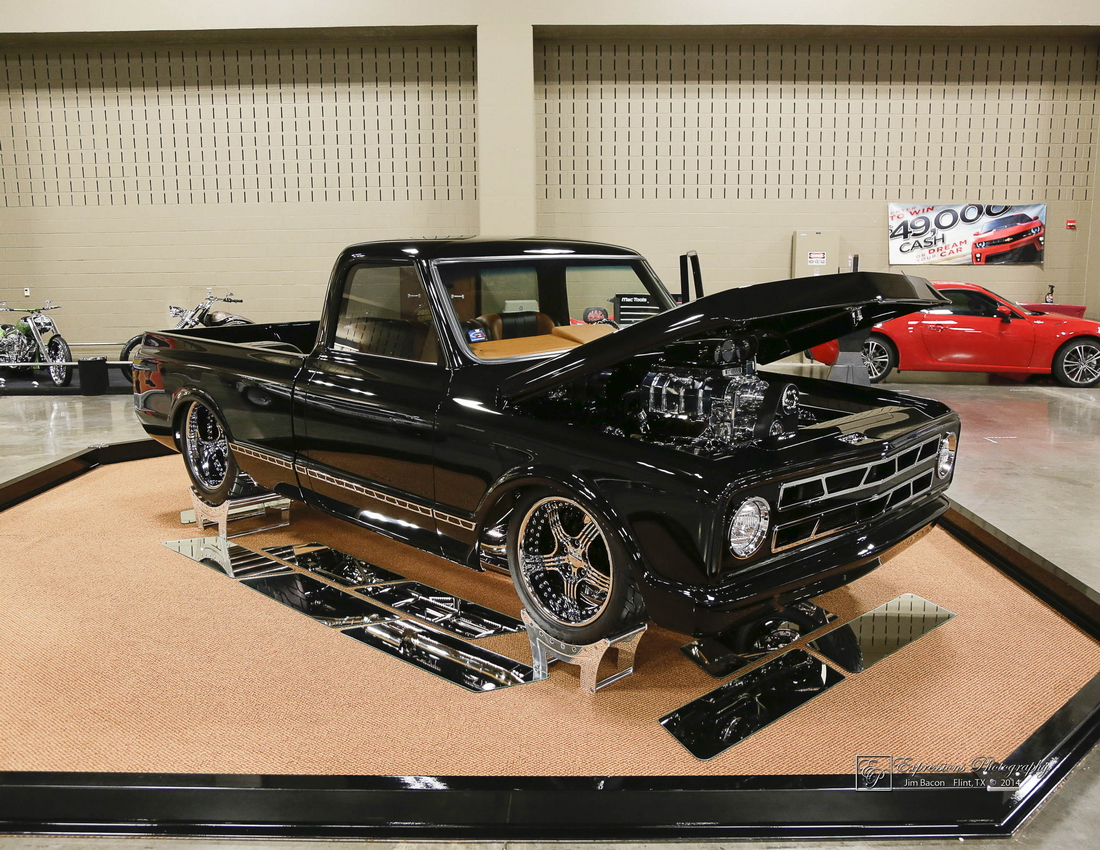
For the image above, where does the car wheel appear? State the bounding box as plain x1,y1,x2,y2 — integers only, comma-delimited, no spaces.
508,489,644,644
119,334,143,384
1053,338,1100,388
178,400,248,504
46,335,73,387
862,334,896,383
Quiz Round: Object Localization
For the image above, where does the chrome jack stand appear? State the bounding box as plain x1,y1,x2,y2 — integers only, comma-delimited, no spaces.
184,488,291,539
522,609,646,694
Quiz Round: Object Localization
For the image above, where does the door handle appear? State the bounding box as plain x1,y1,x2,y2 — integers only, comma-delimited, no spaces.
928,325,945,332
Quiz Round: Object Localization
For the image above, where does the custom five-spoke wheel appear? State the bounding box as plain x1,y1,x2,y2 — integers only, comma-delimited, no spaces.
508,490,643,644
1053,338,1100,388
178,400,245,504
861,334,896,383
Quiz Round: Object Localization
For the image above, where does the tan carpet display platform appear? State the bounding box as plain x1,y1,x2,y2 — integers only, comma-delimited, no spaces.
2,443,1100,839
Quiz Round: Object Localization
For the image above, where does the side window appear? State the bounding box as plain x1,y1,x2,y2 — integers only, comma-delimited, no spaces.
940,290,998,317
332,262,439,363
967,293,1001,317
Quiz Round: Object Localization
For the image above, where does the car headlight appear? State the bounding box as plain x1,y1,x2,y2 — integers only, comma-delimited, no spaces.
729,496,771,558
937,433,957,479
975,241,987,248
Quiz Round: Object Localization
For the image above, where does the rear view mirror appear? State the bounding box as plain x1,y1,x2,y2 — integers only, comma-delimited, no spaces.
996,305,1014,323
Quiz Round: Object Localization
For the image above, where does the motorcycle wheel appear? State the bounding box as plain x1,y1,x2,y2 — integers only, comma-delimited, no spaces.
46,336,73,387
119,334,143,384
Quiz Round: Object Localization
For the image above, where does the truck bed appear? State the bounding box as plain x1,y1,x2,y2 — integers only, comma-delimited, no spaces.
163,320,319,353
133,320,318,451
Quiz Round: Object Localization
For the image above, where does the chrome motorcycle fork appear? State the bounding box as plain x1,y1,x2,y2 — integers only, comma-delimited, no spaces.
25,318,50,361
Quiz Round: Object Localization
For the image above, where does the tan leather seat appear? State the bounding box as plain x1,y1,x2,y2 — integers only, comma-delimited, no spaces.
476,311,556,341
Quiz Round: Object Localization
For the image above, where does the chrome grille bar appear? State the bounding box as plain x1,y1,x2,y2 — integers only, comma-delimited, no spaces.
777,435,940,510
771,435,942,553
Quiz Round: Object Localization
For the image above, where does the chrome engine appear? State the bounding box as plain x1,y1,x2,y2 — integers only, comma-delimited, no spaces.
643,370,771,442
635,340,802,450
0,326,33,363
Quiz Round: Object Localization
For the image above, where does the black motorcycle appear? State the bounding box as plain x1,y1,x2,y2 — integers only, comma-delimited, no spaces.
0,301,73,387
120,289,250,383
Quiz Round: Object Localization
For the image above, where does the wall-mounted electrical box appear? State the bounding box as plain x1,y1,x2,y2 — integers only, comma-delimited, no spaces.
791,230,840,278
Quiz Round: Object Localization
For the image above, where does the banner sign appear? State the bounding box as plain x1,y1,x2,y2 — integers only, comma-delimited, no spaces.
888,203,1046,265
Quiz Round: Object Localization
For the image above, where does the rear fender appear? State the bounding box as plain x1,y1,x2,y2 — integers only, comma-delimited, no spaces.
169,387,234,449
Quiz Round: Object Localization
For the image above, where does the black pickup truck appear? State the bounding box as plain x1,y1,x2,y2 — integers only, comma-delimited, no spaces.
135,237,959,644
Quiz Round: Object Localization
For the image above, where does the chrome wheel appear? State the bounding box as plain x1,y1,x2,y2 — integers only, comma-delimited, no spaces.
184,402,231,492
861,336,894,382
515,496,614,628
46,335,72,387
1057,341,1100,387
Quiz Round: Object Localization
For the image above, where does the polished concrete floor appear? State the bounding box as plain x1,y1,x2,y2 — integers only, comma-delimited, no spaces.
2,378,1100,848
0,394,147,484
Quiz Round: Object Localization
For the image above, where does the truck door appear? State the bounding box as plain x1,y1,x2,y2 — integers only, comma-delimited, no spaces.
294,259,449,552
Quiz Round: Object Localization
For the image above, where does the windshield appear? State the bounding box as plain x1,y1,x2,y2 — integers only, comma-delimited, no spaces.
981,214,1034,232
432,256,675,360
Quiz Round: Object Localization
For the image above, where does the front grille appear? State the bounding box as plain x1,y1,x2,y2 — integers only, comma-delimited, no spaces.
772,435,942,552
980,230,1036,248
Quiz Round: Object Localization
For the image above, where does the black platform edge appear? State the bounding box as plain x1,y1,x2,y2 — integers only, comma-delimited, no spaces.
0,371,131,393
0,439,175,513
1,467,1099,839
0,363,132,395
941,503,1100,639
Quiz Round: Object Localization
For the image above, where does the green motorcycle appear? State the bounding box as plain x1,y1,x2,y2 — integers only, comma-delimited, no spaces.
0,301,73,387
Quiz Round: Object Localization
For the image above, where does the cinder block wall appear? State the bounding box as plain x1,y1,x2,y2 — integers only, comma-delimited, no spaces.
1,24,1097,344
0,36,477,344
535,34,1098,304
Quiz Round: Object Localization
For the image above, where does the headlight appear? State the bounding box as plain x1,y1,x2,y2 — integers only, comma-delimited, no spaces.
975,241,987,248
937,433,957,479
729,496,771,558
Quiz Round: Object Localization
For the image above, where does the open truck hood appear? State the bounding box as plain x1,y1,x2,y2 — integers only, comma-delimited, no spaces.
500,271,946,403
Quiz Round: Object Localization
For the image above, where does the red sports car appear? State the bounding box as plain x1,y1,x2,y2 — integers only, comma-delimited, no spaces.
971,214,1044,264
862,281,1100,387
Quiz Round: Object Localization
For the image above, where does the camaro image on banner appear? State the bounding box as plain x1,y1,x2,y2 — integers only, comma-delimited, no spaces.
888,203,1046,266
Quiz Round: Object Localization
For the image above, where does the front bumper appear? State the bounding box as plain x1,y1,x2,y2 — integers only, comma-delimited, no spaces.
972,234,1043,264
638,493,949,637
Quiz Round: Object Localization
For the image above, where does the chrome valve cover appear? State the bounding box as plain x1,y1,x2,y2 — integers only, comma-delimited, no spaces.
642,368,771,444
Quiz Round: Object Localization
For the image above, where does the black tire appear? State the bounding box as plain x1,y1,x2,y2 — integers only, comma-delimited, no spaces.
508,488,645,644
119,334,143,385
862,334,896,383
176,400,253,504
1053,337,1100,388
46,335,73,387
